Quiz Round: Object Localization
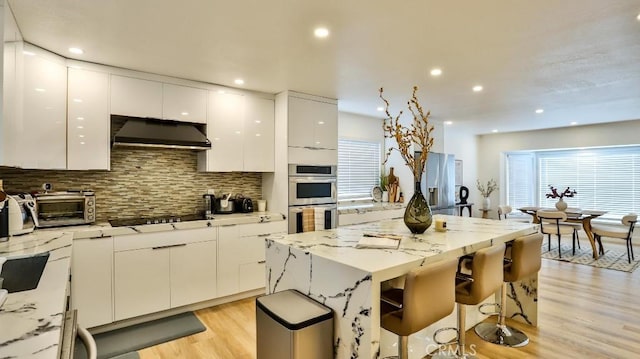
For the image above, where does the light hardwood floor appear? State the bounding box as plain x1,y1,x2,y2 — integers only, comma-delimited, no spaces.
138,240,640,359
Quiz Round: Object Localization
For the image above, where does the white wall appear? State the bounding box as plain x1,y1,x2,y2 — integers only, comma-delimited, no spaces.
444,125,478,209
475,119,640,215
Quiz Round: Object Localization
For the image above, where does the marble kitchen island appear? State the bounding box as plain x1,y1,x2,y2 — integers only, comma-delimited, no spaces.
265,215,539,359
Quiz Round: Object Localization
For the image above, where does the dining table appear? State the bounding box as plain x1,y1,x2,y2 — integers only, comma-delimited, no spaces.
518,206,607,259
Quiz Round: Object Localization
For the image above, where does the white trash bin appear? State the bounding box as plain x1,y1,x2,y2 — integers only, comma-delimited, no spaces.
256,289,334,359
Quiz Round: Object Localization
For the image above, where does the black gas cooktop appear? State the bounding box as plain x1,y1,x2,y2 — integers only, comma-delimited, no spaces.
109,214,206,227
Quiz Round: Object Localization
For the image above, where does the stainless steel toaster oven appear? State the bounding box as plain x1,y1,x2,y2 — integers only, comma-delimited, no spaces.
34,191,96,228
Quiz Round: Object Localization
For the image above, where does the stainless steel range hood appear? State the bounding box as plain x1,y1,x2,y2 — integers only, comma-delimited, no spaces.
112,116,211,150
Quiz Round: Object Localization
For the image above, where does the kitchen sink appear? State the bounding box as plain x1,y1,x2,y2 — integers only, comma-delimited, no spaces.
0,252,50,293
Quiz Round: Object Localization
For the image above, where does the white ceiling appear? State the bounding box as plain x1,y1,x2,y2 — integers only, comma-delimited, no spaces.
7,0,640,134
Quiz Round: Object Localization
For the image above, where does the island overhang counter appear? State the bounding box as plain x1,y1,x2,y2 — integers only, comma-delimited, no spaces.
265,215,539,359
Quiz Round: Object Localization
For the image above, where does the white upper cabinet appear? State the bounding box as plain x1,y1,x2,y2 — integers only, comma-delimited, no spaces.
1,41,21,167
243,96,275,172
288,95,338,150
110,75,163,118
162,83,207,123
21,44,67,169
205,91,245,171
199,91,275,172
67,68,110,170
110,75,207,123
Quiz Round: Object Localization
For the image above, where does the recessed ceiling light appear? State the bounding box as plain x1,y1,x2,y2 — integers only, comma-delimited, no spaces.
181,112,189,116
217,90,225,94
570,121,578,126
69,47,84,55
314,27,329,38
430,68,442,76
76,117,84,120
315,141,321,145
234,79,244,85
256,133,261,137
79,135,85,138
35,88,46,92
73,98,82,103
80,141,85,145
473,85,483,92
535,109,544,114
77,126,84,129
444,121,453,125
376,106,384,112
637,13,640,21
23,51,35,56
235,130,241,134
491,129,499,133
318,121,325,125
255,120,261,124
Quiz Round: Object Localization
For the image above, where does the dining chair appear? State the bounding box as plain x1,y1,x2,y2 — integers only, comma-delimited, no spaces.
536,210,578,258
591,214,637,263
498,205,531,223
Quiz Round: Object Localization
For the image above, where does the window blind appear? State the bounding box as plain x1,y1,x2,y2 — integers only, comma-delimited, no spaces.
537,147,640,216
338,139,381,200
506,153,535,210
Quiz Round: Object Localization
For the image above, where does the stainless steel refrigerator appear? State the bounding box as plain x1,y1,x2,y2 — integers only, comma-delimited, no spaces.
420,152,456,214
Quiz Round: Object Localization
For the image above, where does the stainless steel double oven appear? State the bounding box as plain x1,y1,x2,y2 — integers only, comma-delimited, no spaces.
288,164,337,233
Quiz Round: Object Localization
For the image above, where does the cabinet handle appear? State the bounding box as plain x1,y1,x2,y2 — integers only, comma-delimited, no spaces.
257,233,270,237
258,260,266,264
89,235,112,240
152,243,187,250
221,224,237,227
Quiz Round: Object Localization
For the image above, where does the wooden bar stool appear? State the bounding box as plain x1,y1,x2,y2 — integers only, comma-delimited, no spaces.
380,258,458,359
474,233,543,347
432,243,506,359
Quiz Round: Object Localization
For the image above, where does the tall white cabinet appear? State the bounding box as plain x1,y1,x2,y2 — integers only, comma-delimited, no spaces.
199,91,275,172
67,68,110,170
287,93,338,165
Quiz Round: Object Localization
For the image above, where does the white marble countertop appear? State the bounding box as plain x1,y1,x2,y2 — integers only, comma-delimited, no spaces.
73,211,285,239
269,214,538,276
266,215,540,358
0,230,72,358
337,201,405,214
0,211,285,358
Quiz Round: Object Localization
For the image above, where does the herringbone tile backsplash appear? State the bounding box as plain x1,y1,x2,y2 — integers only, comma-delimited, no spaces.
0,147,262,222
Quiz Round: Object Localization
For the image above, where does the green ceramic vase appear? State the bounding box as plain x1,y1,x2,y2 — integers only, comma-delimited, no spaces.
403,180,432,234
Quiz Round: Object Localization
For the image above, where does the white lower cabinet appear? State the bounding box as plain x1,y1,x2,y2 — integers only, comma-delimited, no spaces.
113,228,217,321
217,221,286,297
170,240,217,307
71,236,114,328
114,247,171,321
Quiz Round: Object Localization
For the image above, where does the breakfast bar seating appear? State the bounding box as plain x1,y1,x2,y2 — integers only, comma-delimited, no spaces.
265,216,538,358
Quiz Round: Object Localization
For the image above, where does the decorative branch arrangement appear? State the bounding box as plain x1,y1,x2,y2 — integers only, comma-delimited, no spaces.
545,185,577,199
477,179,498,198
379,86,435,181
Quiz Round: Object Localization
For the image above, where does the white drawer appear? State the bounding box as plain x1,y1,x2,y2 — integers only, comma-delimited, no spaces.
239,220,287,237
114,227,217,252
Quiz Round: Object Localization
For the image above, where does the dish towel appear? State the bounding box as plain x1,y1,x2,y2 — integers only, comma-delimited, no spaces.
302,208,315,232
314,207,326,230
